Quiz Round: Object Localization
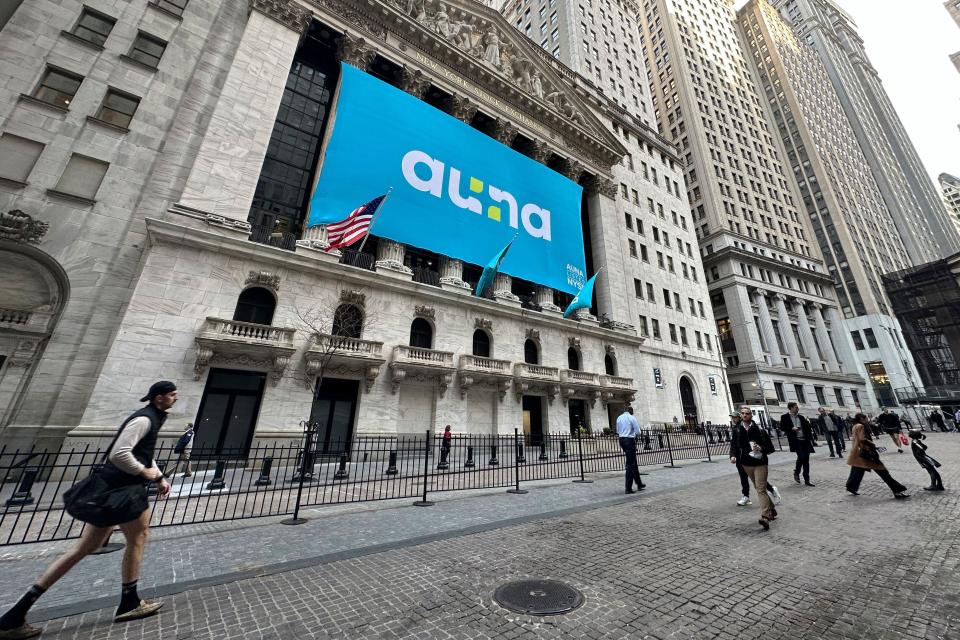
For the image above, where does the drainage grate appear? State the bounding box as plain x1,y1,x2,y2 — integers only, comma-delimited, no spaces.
493,579,584,616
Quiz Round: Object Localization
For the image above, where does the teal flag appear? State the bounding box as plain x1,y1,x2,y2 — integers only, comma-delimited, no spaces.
475,238,514,297
563,272,599,318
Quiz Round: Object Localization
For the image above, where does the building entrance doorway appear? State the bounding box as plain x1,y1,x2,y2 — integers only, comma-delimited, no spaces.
679,376,698,426
193,369,266,458
308,378,359,455
522,395,544,444
567,399,588,434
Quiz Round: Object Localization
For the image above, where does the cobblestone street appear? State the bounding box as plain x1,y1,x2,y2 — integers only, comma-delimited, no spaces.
11,434,960,639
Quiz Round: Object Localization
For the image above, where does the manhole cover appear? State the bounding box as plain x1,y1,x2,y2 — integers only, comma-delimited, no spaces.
493,579,584,615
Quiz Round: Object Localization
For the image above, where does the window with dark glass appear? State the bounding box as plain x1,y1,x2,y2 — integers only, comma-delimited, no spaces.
774,382,786,402
233,287,276,325
332,304,363,338
409,318,433,349
127,32,167,69
833,387,845,406
604,354,616,375
472,330,491,358
814,386,826,405
70,8,115,47
794,384,806,404
863,328,879,348
95,89,140,128
567,347,580,370
152,0,188,16
33,67,83,108
850,330,864,350
524,339,539,365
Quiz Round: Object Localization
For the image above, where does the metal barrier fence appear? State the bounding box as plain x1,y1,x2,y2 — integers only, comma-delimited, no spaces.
0,422,772,546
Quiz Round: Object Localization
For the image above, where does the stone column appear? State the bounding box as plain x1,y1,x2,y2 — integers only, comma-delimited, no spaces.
375,239,412,275
774,294,802,369
724,285,764,363
536,286,562,313
439,256,470,291
753,290,779,364
794,301,822,368
176,1,311,226
814,305,842,372
493,273,520,303
449,95,479,123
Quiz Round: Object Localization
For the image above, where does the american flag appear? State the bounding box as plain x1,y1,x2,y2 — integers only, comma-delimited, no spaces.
324,195,386,251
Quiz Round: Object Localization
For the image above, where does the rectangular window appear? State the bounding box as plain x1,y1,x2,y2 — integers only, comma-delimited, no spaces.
638,315,649,337
794,384,806,404
863,328,878,348
851,389,860,406
33,67,83,108
667,256,674,272
52,154,109,201
679,326,688,346
95,88,140,128
669,323,678,343
646,283,655,301
850,330,864,350
663,289,671,307
657,252,664,269
127,31,167,69
697,301,705,317
628,239,637,257
814,386,826,405
688,298,696,315
652,319,661,340
673,292,681,310
0,133,44,184
624,212,633,230
730,383,744,403
634,278,643,298
70,7,116,47
774,382,786,402
834,387,845,406
695,331,703,349
640,244,648,261
152,0,188,16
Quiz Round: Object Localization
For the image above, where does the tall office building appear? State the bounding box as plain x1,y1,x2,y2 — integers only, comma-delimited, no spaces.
941,173,960,233
775,0,960,263
948,1,960,72
630,0,869,416
736,0,920,407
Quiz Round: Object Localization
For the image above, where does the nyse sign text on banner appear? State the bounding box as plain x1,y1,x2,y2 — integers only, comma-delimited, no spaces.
307,64,586,294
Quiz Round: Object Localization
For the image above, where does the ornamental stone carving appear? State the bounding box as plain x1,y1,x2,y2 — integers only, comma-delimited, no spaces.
562,159,585,182
414,304,435,319
529,140,554,165
400,65,432,98
568,337,581,349
249,0,313,33
493,119,519,145
475,318,492,330
525,328,540,340
338,34,378,69
0,210,49,245
340,289,366,307
245,270,281,292
449,94,478,123
598,178,619,199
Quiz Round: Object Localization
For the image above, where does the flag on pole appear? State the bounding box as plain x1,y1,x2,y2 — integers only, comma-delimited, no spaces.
474,236,516,297
563,272,600,318
323,195,386,251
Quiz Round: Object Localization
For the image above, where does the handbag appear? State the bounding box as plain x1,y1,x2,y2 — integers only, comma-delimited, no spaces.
858,445,880,464
63,422,150,527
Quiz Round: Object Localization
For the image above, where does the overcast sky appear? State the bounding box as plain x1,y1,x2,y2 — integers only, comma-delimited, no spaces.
733,0,960,183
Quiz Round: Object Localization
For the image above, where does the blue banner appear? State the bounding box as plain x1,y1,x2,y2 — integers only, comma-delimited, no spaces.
307,64,586,294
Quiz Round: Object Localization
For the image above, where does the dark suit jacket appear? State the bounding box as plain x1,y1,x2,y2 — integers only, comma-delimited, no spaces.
781,412,815,453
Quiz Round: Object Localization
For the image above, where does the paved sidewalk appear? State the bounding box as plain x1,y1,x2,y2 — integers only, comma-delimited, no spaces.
11,434,960,639
3,450,772,617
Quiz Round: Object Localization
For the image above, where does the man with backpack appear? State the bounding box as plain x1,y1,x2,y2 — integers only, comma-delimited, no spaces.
166,423,195,478
0,381,177,639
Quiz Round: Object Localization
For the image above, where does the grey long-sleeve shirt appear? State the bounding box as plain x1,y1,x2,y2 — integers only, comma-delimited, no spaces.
107,417,157,476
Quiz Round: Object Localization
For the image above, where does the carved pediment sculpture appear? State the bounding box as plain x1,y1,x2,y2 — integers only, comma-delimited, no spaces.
0,210,49,245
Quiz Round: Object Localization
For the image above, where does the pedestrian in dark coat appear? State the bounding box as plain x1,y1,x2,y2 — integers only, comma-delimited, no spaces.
781,402,816,486
908,430,943,491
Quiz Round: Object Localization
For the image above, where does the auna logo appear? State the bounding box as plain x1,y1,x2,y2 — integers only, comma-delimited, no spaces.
401,150,552,241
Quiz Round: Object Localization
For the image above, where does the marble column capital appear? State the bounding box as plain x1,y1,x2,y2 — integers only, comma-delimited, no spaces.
249,0,312,33
493,119,519,145
449,95,478,123
400,66,431,98
562,159,585,182
338,33,378,69
529,140,554,165
754,288,770,299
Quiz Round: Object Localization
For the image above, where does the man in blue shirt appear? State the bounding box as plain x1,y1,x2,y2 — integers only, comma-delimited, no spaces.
616,406,645,494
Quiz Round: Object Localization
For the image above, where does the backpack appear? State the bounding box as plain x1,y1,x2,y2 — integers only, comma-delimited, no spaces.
174,426,194,454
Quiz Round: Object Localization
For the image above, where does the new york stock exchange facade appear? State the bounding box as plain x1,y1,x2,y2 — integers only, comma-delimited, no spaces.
0,0,729,454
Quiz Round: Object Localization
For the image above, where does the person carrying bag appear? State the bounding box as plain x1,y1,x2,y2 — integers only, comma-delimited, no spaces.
0,381,178,640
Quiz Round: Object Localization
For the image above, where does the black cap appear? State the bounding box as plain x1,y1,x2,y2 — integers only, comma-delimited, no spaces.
140,380,177,402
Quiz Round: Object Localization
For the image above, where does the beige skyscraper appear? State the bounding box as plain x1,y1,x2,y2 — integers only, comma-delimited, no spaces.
737,0,921,408
634,0,870,415
775,0,960,263
941,173,960,234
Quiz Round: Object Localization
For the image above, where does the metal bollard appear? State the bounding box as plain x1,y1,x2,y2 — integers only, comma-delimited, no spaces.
516,442,526,463
385,450,399,475
538,442,548,461
255,457,273,486
206,460,226,490
464,446,475,468
488,445,499,466
6,468,38,506
558,440,568,459
333,454,349,479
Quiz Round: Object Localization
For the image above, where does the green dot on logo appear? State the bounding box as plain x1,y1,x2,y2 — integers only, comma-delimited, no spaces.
469,177,483,193
488,206,501,221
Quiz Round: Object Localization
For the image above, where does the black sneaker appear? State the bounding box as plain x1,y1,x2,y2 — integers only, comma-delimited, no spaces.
894,493,910,500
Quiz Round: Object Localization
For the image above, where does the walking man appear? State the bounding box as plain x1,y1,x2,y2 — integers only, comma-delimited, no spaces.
815,407,836,458
730,407,777,530
828,410,846,457
733,412,780,506
0,381,177,639
930,408,948,433
782,402,816,486
616,406,644,494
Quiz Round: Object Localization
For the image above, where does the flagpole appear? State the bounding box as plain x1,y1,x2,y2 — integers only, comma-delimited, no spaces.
356,187,392,255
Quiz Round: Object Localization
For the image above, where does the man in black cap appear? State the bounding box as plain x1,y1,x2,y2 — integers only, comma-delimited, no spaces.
0,382,178,639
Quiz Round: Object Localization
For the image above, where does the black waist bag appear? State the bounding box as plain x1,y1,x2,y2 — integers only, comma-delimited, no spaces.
63,471,148,527
63,422,151,527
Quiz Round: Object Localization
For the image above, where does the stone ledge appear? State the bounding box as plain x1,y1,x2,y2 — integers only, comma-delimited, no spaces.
17,94,69,115
46,188,95,206
58,30,105,52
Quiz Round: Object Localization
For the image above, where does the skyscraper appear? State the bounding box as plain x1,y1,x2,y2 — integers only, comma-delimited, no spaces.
948,1,960,72
632,0,870,414
737,0,921,408
775,0,960,263
940,173,960,234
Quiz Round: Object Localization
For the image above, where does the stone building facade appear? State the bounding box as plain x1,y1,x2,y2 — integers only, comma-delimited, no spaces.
0,0,729,453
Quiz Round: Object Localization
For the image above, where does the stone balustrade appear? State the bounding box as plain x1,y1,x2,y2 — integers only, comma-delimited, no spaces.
194,318,297,384
392,345,455,368
312,333,384,358
201,317,295,345
0,308,31,325
513,363,561,381
459,354,512,374
600,374,634,389
560,369,601,385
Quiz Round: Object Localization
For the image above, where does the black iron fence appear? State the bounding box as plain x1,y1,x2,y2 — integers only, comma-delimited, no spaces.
1,422,776,546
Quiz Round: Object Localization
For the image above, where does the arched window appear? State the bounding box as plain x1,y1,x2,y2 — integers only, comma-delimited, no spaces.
332,304,363,338
604,353,616,376
233,287,276,325
472,329,491,358
679,376,699,425
567,347,580,371
409,317,433,349
524,339,539,365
